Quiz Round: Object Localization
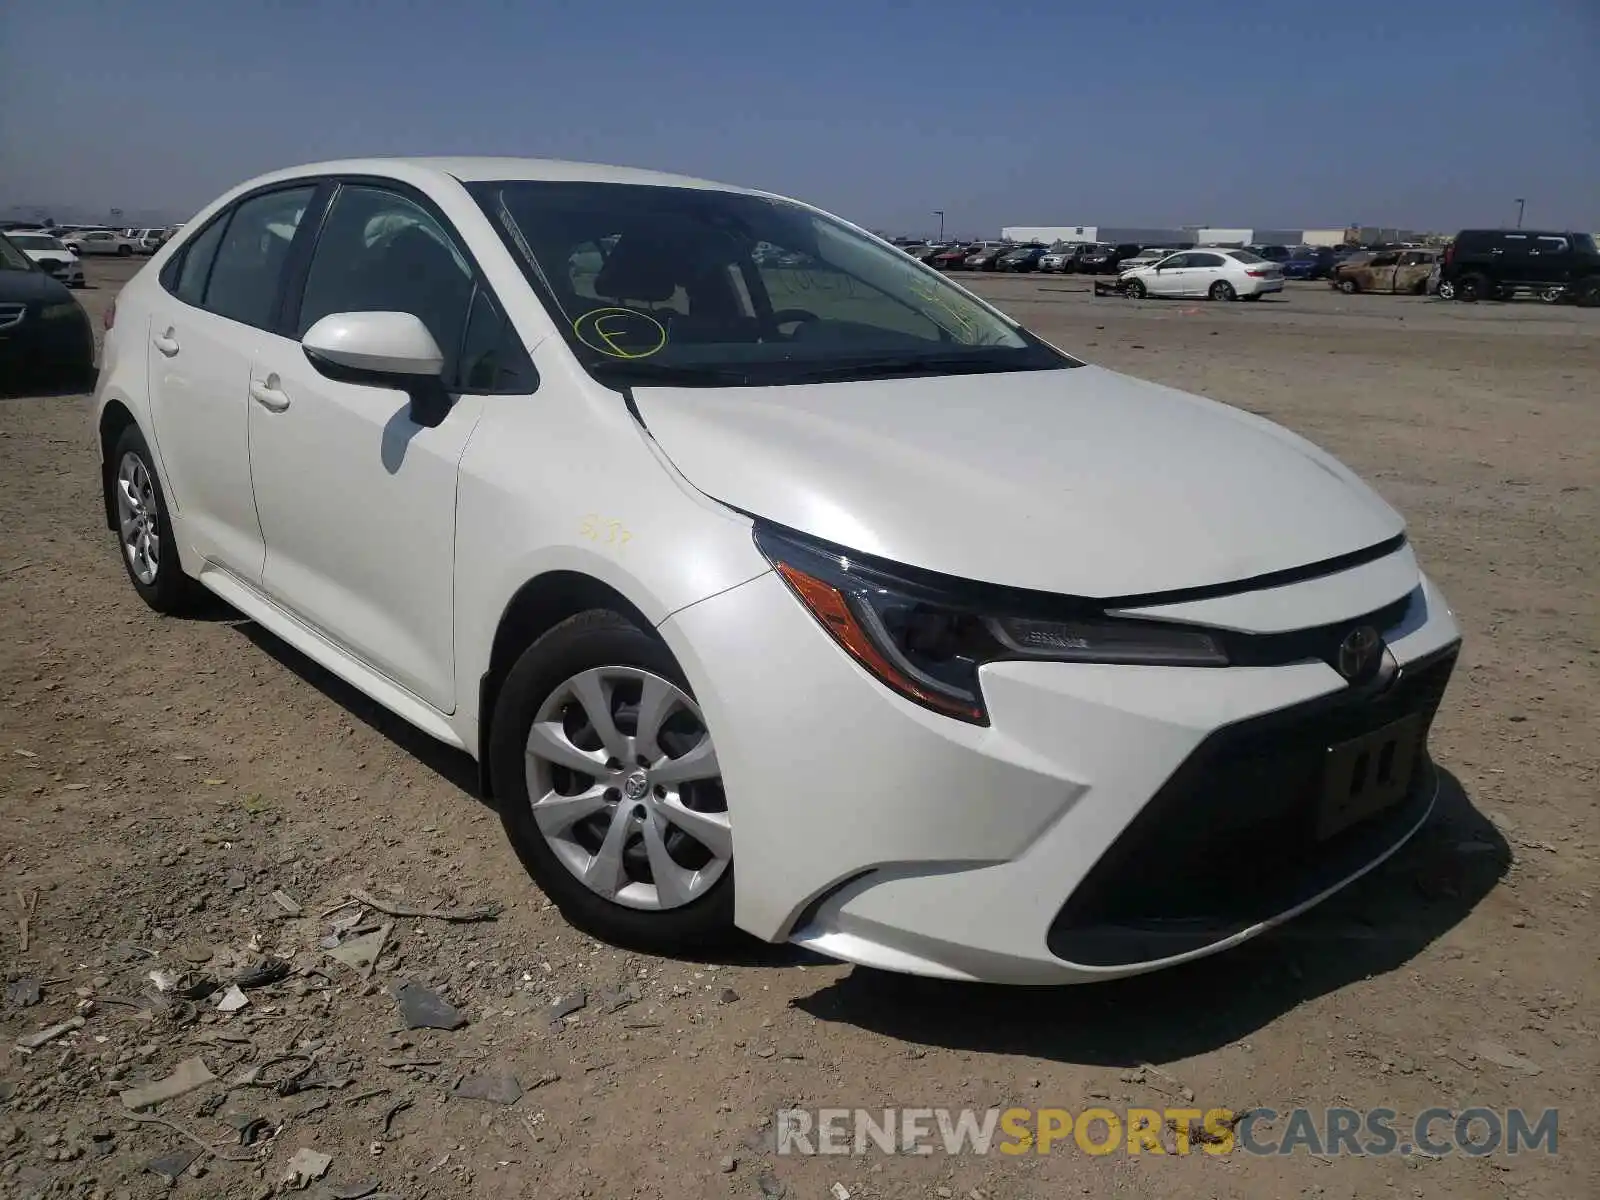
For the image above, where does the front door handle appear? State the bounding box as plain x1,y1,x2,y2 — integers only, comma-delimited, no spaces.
152,330,180,357
249,375,290,413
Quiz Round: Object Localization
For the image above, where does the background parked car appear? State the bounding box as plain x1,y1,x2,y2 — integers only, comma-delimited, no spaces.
1077,243,1142,275
63,229,137,257
1246,244,1293,263
5,231,85,288
1116,247,1179,274
964,246,1011,271
931,242,985,270
1120,248,1284,301
0,233,96,396
995,245,1047,272
1437,229,1600,305
129,228,167,254
1039,243,1102,273
1332,249,1438,295
1281,247,1337,280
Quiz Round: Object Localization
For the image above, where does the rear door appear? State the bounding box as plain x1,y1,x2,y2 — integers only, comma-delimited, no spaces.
143,185,317,578
1393,251,1433,294
1186,251,1229,295
1527,236,1572,289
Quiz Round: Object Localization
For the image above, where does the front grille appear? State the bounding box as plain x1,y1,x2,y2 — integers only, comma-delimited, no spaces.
0,303,26,330
1047,643,1459,967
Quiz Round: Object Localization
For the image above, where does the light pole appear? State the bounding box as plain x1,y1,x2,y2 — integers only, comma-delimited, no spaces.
933,210,944,242
1514,198,1525,229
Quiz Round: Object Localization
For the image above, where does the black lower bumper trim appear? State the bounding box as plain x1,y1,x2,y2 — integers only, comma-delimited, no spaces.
1047,643,1459,967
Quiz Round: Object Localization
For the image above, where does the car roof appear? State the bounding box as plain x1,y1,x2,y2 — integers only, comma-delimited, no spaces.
230,156,763,198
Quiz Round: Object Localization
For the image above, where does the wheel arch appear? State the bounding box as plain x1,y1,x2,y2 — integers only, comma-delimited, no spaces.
97,399,140,530
476,570,660,799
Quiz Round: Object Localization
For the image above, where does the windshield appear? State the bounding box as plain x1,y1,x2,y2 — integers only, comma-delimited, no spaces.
476,180,1073,386
0,236,33,271
11,234,65,251
1228,250,1266,263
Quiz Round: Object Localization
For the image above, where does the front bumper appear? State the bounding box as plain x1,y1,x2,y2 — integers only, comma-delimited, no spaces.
661,551,1461,984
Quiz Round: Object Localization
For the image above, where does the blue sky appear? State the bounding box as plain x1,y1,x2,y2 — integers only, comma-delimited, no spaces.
2,0,1595,235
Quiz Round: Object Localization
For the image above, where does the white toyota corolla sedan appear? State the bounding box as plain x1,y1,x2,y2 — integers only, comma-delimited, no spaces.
93,158,1461,984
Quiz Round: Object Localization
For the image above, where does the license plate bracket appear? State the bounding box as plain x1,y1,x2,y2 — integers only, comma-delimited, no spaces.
1315,712,1424,840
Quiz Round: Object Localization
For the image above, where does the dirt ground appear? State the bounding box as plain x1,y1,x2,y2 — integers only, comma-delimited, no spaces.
1,257,1596,1200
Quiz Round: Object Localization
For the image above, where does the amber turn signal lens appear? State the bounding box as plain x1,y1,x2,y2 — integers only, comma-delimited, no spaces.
774,561,985,722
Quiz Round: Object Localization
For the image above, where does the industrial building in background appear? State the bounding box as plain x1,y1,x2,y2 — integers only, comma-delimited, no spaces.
998,224,1421,247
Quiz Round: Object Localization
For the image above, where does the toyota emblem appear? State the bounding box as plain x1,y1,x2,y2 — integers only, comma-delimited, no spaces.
1337,626,1382,683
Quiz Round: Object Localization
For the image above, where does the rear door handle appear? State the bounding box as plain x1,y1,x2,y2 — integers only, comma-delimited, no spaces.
249,375,290,412
152,331,179,357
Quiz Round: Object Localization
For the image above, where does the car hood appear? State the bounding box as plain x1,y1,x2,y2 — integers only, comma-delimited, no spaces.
632,365,1405,598
0,267,72,303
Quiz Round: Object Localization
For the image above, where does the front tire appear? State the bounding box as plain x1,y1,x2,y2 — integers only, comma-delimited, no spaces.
1338,277,1359,294
109,425,203,614
1123,279,1146,299
489,610,735,952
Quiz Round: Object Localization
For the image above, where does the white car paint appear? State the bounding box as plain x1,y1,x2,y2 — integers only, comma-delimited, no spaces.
65,230,137,256
6,232,85,287
631,368,1403,598
1124,248,1286,299
93,156,1462,985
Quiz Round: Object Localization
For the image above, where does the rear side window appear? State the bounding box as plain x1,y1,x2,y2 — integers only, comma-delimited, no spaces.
172,218,227,306
203,187,316,329
1192,253,1226,267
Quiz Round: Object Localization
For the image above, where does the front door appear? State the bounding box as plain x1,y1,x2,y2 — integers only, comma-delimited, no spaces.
1148,254,1191,296
246,182,485,712
144,186,317,578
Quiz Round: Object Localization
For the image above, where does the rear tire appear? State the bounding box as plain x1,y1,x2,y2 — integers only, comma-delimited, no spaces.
1210,280,1237,301
1578,279,1600,309
1436,279,1457,301
116,245,132,257
489,610,736,953
1456,273,1489,302
109,425,204,614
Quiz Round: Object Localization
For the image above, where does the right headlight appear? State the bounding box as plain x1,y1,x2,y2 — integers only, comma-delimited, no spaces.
755,525,1226,725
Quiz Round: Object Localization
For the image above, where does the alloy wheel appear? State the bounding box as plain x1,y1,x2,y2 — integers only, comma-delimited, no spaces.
115,452,160,585
523,666,729,911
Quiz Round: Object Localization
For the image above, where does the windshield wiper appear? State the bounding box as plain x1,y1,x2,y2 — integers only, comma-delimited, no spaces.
787,354,1040,383
586,359,752,386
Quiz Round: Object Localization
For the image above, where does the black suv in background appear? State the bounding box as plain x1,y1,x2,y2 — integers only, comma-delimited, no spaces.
1438,229,1600,304
1079,243,1142,275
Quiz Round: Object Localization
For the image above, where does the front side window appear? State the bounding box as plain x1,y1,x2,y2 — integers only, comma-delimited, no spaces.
478,180,1071,386
203,187,315,328
295,185,474,383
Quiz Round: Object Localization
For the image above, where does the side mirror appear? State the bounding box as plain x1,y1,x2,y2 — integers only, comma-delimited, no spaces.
301,312,452,428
